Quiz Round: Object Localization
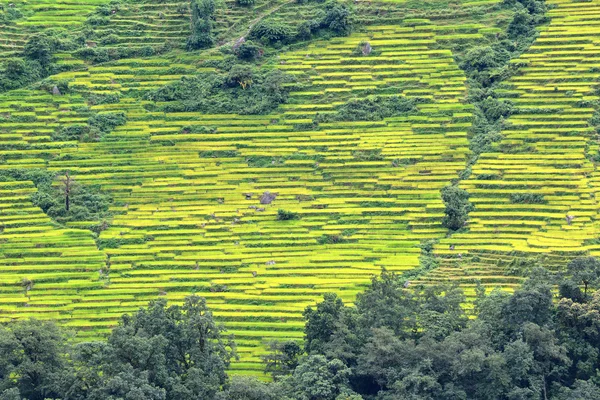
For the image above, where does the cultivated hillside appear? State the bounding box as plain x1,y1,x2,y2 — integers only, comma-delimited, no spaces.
0,0,598,375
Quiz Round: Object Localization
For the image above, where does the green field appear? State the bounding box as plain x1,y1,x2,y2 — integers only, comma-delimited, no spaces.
0,0,599,377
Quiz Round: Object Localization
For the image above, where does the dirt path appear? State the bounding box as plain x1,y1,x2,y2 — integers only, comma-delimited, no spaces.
218,0,295,47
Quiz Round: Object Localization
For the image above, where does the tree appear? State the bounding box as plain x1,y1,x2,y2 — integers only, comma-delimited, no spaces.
68,296,236,400
263,341,303,379
304,293,348,355
216,376,287,400
566,257,600,296
356,270,418,338
61,171,73,211
288,355,357,400
441,185,473,231
321,1,352,36
187,0,216,50
0,320,65,400
236,40,261,61
277,209,299,221
23,34,54,67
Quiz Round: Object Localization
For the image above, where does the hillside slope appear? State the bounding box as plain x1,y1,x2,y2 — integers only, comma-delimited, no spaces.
1,0,598,376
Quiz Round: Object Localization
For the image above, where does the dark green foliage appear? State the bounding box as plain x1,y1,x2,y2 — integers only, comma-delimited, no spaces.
8,267,600,398
510,193,546,204
0,57,43,92
288,267,600,399
286,355,357,400
88,111,127,139
24,33,56,67
0,170,108,230
249,21,293,44
187,0,216,50
63,296,236,400
74,44,166,64
316,96,421,123
564,256,600,296
441,185,473,231
0,31,80,92
236,0,256,6
0,296,235,400
146,66,293,115
252,0,352,46
52,111,126,142
31,174,113,228
455,0,548,173
303,293,348,355
0,5,23,23
0,168,54,187
262,341,303,378
0,320,66,400
235,40,262,61
277,209,299,221
321,1,352,36
216,376,285,400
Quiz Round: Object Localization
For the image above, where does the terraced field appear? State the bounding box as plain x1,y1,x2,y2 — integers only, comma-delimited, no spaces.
424,0,600,289
0,0,113,58
0,15,497,373
1,0,600,377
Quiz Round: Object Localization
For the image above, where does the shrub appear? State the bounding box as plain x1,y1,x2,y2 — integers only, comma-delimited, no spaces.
146,66,293,115
237,0,255,6
187,0,217,50
236,40,261,61
277,209,299,221
441,185,473,231
24,33,56,67
249,21,293,44
510,193,546,204
322,1,351,35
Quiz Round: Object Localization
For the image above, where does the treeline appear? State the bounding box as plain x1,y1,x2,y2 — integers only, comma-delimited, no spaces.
3,258,600,399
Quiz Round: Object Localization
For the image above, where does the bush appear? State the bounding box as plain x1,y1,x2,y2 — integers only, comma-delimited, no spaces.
87,111,127,140
236,40,261,61
237,0,256,6
510,193,546,204
146,66,293,115
249,21,293,44
322,1,351,35
226,64,255,88
441,185,473,231
24,33,56,67
277,209,299,221
187,0,217,50
31,175,113,227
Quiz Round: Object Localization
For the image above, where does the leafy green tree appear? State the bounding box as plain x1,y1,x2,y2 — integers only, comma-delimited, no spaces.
0,320,65,400
23,33,55,67
304,293,348,355
187,0,216,50
356,270,418,338
566,257,600,296
249,21,293,44
278,209,299,221
66,296,235,400
321,1,351,36
217,376,289,400
288,355,357,400
263,341,303,379
236,40,261,61
0,388,20,400
441,185,473,231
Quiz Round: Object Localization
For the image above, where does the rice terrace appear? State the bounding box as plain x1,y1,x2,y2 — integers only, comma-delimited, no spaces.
2,0,600,398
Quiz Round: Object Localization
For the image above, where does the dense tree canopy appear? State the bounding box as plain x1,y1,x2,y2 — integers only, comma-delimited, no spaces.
5,262,600,399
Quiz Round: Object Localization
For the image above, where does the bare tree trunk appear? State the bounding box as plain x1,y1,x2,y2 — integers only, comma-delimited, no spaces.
62,171,73,211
